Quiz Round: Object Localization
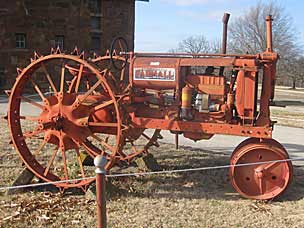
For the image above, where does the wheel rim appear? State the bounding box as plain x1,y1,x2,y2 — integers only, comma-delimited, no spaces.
232,138,289,158
109,36,128,70
230,140,292,200
8,53,123,189
91,54,129,93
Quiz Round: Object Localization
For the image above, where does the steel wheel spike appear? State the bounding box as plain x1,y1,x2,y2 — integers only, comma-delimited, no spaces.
105,49,110,56
55,46,62,54
112,49,117,56
71,46,79,55
16,67,23,75
51,47,56,54
9,140,13,145
79,51,85,59
3,114,8,120
4,90,11,97
34,51,41,60
93,52,99,59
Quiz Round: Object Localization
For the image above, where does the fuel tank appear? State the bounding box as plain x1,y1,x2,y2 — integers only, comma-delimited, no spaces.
130,57,180,90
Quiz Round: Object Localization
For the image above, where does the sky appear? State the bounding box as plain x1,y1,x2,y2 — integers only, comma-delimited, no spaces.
134,0,304,52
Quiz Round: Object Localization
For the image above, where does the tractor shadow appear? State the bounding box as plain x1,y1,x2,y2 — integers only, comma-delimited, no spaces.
110,143,304,202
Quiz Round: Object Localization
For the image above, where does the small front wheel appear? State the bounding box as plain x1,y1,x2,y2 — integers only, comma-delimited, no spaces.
110,36,129,70
230,138,293,200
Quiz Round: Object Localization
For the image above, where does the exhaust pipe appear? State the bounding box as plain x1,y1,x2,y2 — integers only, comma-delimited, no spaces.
221,13,230,54
219,13,230,76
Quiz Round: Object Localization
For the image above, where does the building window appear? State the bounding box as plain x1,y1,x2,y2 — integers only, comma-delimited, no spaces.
0,67,6,88
91,17,101,30
89,0,101,14
15,33,26,48
55,35,64,49
91,35,101,50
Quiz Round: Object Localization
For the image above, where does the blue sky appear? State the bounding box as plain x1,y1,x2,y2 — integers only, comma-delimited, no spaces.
135,0,304,52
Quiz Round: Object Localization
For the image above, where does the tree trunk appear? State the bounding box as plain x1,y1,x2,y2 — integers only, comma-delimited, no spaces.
292,80,296,89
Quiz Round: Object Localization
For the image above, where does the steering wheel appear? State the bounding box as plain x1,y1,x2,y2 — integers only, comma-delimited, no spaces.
110,36,129,70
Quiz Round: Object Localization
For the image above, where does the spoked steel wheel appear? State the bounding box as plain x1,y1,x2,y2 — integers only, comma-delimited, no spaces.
91,49,129,93
91,36,129,93
8,53,123,190
230,138,293,200
120,129,162,164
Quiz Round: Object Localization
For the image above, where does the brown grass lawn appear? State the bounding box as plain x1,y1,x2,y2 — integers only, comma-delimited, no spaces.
0,87,304,227
0,116,304,228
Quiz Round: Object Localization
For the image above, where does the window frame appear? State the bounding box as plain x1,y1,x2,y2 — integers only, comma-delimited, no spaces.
88,0,101,14
15,33,26,49
91,35,101,50
0,67,6,87
55,35,65,49
90,16,101,30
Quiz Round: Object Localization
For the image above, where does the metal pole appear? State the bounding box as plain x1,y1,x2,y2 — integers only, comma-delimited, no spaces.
94,156,107,228
175,133,179,150
265,15,273,52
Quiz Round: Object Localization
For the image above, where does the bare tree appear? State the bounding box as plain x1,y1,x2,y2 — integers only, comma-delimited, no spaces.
228,1,303,87
209,39,222,54
177,35,210,53
284,56,304,89
170,35,221,55
229,1,299,56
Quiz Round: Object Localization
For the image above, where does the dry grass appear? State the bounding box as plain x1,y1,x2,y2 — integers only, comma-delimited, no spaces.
0,117,304,228
0,87,304,227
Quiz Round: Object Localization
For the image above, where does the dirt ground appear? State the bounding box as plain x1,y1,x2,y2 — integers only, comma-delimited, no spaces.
0,87,304,228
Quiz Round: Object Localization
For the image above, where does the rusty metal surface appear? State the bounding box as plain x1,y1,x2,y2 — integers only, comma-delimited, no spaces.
131,117,273,138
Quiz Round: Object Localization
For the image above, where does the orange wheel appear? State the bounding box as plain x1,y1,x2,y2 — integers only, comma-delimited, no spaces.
8,53,123,190
230,139,293,200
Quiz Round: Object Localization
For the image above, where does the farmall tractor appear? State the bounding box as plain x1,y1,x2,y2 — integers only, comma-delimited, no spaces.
6,14,292,200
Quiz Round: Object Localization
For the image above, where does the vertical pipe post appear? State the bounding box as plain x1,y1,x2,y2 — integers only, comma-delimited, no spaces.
256,15,276,125
221,13,230,55
265,15,276,101
175,133,179,150
266,15,273,52
219,13,230,76
94,156,107,228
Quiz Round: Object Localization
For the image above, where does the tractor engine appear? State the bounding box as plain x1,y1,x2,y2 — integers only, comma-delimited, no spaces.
130,57,233,141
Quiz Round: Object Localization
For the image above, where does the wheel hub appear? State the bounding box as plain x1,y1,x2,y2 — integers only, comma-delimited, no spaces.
54,115,65,131
38,93,92,148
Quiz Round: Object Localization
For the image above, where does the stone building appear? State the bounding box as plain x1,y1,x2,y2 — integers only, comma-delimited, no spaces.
0,0,148,92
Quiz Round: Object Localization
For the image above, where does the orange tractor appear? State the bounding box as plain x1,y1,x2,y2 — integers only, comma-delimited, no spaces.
6,14,292,200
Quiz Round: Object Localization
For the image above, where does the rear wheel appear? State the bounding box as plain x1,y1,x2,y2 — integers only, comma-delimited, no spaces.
8,53,123,190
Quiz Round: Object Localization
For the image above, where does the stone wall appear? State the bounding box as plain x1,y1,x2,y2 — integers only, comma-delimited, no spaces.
0,0,136,91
